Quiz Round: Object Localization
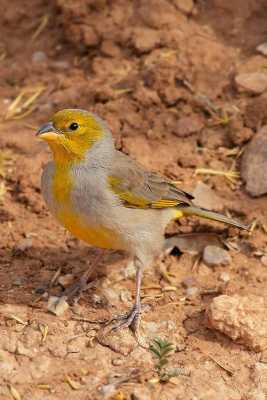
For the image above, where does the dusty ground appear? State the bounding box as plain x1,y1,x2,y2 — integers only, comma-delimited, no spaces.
0,0,267,399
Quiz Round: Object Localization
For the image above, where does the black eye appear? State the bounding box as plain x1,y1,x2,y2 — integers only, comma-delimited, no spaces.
69,122,79,131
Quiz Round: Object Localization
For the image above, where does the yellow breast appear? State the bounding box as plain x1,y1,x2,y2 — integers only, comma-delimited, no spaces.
57,209,124,249
52,165,123,250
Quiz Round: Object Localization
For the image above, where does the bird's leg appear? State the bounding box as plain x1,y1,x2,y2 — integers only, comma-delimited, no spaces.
62,250,104,304
108,257,144,335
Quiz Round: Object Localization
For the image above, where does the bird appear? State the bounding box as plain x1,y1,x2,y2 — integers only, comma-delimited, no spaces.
37,108,249,334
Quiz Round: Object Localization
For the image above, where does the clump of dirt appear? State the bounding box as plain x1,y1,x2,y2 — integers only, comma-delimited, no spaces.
0,0,267,399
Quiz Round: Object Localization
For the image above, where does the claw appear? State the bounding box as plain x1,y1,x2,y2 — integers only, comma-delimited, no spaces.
106,304,142,335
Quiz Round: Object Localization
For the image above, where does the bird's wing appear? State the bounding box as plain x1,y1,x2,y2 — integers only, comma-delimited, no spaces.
108,151,194,209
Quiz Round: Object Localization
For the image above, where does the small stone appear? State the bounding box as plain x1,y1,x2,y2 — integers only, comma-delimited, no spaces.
193,182,223,211
52,60,70,70
219,272,230,283
112,358,123,366
207,295,267,351
182,276,198,288
173,0,194,14
83,26,99,47
203,245,232,267
47,296,69,316
58,274,74,288
175,115,204,138
228,118,253,146
132,28,161,53
13,238,33,254
241,125,267,197
144,322,159,333
32,51,47,64
235,73,267,94
185,286,199,298
101,40,121,57
261,255,267,267
124,260,136,279
257,42,267,56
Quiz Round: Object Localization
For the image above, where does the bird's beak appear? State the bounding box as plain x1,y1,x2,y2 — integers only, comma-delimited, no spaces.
36,121,59,142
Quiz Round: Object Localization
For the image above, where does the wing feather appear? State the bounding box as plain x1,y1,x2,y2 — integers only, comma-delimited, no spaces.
108,151,193,209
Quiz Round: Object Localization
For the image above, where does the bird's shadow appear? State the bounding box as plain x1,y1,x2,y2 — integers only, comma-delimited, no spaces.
0,244,126,307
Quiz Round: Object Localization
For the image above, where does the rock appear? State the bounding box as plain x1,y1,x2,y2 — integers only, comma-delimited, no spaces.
101,40,121,57
175,115,204,138
97,328,137,356
235,73,267,94
182,276,198,288
261,255,267,267
185,286,199,298
207,295,267,352
13,238,33,254
228,118,253,146
124,260,136,279
241,125,267,197
47,296,69,316
257,42,267,56
112,358,123,366
83,26,99,47
173,0,194,15
58,274,74,288
132,28,161,53
203,246,232,267
219,272,230,283
52,60,70,70
32,51,47,64
193,182,223,211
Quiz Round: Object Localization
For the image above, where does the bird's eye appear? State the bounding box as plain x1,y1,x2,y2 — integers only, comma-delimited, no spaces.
69,122,79,131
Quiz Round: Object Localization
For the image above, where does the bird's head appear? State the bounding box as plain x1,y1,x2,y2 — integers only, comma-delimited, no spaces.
36,109,110,163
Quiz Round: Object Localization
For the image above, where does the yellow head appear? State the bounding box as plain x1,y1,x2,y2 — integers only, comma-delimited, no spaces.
36,109,106,163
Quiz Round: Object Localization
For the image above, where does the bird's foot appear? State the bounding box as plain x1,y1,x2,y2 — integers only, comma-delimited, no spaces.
107,304,142,335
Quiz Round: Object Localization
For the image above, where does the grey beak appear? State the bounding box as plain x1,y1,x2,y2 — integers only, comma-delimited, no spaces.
36,121,58,136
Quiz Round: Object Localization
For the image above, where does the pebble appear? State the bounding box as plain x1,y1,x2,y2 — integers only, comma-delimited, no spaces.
235,72,267,94
13,238,33,254
124,260,136,279
52,60,70,70
58,274,74,288
144,322,159,333
175,115,204,138
185,286,199,298
241,125,267,197
47,296,69,316
132,27,161,53
182,276,198,288
256,41,267,56
219,272,230,283
32,51,47,64
193,182,223,211
203,245,232,267
174,0,194,14
112,358,123,366
261,255,267,267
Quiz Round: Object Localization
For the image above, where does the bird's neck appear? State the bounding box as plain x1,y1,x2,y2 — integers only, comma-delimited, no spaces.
49,133,115,167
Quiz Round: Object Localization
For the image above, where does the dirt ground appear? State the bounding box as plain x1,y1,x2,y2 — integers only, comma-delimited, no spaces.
0,0,267,399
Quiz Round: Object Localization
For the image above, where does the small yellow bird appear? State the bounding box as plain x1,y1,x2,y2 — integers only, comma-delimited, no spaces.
37,109,248,333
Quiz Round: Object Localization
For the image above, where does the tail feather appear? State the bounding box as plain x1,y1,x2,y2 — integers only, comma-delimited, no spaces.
182,206,249,231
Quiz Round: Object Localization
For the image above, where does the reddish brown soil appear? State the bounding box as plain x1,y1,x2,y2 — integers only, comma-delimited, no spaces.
0,1,267,399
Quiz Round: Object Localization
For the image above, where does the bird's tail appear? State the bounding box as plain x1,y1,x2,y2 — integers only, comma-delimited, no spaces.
181,206,249,230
